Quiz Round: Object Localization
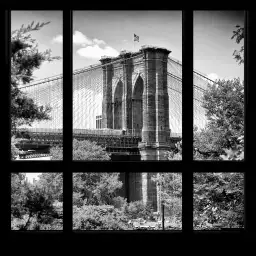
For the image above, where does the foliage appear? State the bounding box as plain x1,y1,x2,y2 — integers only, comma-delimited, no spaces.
11,136,22,160
165,140,182,160
122,200,154,220
49,145,63,160
231,25,244,65
11,173,63,230
194,78,244,160
73,139,110,161
111,196,127,209
193,173,244,230
11,173,29,218
73,205,132,230
37,173,63,202
73,173,122,206
11,21,61,134
151,173,182,219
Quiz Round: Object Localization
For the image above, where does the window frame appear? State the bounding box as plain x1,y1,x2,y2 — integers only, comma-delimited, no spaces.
6,9,253,242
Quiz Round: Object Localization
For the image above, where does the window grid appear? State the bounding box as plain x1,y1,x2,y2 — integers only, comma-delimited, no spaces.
7,10,251,239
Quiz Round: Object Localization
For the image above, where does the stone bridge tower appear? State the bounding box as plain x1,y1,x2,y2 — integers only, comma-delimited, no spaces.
100,46,171,160
118,173,160,212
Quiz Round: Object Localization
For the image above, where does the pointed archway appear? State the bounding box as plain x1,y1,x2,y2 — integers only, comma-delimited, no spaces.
113,80,123,129
132,76,144,134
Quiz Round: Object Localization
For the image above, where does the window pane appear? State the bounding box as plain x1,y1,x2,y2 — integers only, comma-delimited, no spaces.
73,172,182,230
193,11,244,161
11,173,63,230
11,11,63,161
193,172,244,230
72,11,182,161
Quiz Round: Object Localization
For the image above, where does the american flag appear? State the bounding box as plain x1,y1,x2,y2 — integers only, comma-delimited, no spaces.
134,34,139,42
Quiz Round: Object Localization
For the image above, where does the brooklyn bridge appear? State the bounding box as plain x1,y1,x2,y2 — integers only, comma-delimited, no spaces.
16,45,215,160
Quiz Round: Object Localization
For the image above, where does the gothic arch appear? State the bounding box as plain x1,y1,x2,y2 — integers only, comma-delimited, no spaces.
113,80,123,129
132,75,144,133
132,72,145,92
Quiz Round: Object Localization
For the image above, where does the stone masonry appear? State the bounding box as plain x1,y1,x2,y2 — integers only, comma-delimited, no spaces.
100,46,171,160
118,172,159,212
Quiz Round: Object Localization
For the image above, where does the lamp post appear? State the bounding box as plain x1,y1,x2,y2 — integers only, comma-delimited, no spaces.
162,202,165,230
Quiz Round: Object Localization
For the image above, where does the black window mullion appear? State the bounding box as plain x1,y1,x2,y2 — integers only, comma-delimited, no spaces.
245,10,255,237
182,10,194,234
63,9,73,234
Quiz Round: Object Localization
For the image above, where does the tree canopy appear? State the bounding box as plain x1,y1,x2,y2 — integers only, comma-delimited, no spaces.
193,78,244,160
231,24,244,65
73,173,122,206
194,173,244,229
11,21,61,134
73,139,111,161
11,173,63,230
192,24,244,161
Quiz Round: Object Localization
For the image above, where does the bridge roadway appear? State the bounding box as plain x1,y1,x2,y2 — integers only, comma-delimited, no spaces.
15,128,182,156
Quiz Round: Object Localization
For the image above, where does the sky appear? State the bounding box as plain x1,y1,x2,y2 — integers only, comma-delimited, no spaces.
11,10,244,81
11,11,63,81
25,173,42,183
72,11,182,70
194,11,244,81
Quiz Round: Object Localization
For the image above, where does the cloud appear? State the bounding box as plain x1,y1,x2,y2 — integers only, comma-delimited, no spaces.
77,45,119,59
93,38,106,45
52,31,119,59
207,73,220,81
52,35,63,44
73,31,93,45
52,31,109,47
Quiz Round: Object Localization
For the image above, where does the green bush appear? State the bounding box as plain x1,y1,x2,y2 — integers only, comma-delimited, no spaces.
73,205,132,230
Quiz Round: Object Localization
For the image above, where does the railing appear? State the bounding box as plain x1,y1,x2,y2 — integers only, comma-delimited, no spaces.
17,128,181,139
17,128,63,134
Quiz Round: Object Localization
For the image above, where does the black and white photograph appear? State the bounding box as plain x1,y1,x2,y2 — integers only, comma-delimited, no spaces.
193,173,244,230
10,11,63,161
11,173,63,230
72,11,182,161
6,8,253,243
193,11,244,161
73,173,182,230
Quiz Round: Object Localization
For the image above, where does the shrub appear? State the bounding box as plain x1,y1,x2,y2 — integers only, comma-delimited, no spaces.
73,205,132,230
123,200,154,220
11,136,21,160
50,146,63,160
73,139,110,161
112,196,127,209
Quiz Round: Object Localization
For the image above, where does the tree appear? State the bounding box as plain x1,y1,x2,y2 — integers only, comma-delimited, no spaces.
11,21,61,134
20,186,56,230
194,78,244,160
49,145,63,160
37,173,63,202
73,139,111,161
73,173,123,206
11,173,29,218
165,140,182,160
193,173,244,229
231,25,244,65
11,173,63,230
11,136,22,160
193,24,244,161
151,173,182,219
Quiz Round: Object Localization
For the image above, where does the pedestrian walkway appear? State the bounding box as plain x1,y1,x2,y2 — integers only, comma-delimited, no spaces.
16,156,52,160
